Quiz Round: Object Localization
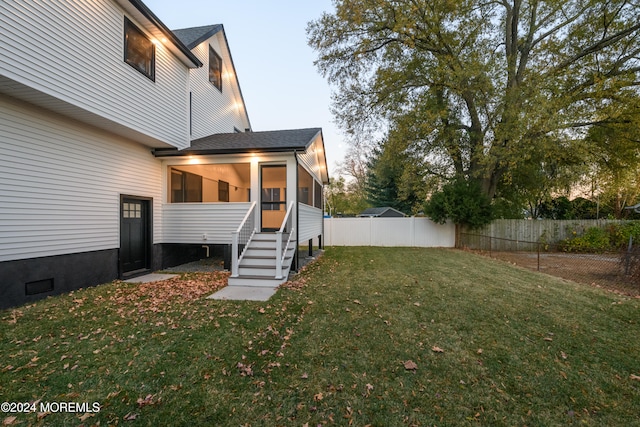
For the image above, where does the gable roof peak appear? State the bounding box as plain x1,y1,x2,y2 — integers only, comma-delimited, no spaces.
172,24,223,49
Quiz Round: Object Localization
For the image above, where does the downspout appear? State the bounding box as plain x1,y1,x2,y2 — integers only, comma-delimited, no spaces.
321,178,325,250
294,151,299,272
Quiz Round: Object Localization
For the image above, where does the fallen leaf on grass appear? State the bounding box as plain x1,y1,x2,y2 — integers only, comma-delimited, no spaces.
363,383,374,397
123,412,138,421
630,374,640,381
404,360,418,371
237,362,254,377
78,412,95,422
314,392,324,401
3,417,17,426
136,394,157,408
432,346,444,353
544,337,553,342
477,349,483,354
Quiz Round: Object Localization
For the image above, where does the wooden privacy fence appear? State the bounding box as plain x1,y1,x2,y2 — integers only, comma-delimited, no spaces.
460,219,630,250
323,217,455,247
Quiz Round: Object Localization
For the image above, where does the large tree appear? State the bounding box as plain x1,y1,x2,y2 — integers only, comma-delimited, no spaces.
308,0,640,202
582,101,640,217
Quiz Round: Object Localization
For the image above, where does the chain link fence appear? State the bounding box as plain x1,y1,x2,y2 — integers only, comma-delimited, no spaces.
459,233,640,296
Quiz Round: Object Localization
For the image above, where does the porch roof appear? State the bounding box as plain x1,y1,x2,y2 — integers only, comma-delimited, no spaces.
154,128,323,156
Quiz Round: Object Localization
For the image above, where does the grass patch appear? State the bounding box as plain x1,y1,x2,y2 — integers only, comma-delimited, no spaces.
1,248,639,426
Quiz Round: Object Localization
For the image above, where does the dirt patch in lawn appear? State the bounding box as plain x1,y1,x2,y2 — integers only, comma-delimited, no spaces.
476,250,640,296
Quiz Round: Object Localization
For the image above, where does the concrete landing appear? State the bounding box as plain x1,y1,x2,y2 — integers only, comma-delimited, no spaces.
207,286,279,302
124,273,179,284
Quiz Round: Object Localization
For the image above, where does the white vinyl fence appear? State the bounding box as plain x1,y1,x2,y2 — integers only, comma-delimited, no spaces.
324,217,455,247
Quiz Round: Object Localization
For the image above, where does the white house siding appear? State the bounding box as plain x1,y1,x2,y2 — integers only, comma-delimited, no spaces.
162,203,252,244
298,204,323,243
0,0,190,149
189,33,251,138
0,96,163,262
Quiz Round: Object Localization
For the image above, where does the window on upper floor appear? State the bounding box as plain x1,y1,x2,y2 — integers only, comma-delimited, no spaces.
209,45,222,91
124,17,155,81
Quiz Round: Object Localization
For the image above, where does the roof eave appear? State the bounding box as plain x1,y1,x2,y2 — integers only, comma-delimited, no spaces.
115,0,203,68
153,146,307,157
218,25,252,131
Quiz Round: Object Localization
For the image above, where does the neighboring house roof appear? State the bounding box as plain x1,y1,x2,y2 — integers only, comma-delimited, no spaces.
155,128,323,155
359,207,406,217
173,25,223,49
625,202,640,213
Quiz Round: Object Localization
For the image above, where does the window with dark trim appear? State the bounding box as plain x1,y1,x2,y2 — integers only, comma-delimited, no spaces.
314,181,323,208
124,17,155,81
218,180,229,202
209,45,222,91
171,169,202,202
298,164,313,206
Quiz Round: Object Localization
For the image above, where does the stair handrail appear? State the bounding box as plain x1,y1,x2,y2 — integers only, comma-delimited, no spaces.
231,201,257,277
275,202,295,279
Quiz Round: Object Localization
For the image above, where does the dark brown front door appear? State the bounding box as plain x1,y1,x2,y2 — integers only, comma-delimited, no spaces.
120,196,151,275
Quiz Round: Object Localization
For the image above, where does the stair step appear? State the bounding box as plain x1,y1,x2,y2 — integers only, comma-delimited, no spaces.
244,248,295,257
228,275,289,287
229,231,296,288
238,266,291,276
250,242,296,249
239,255,293,271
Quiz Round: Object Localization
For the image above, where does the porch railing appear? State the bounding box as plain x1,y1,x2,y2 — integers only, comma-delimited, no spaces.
275,202,295,279
231,201,257,277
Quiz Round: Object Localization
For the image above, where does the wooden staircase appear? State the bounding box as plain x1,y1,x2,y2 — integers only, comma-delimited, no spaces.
228,232,296,287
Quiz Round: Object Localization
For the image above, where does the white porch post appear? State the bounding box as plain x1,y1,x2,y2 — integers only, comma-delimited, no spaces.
231,230,239,277
275,230,283,279
250,157,260,231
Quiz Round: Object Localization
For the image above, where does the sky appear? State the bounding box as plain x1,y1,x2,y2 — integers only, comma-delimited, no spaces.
145,0,345,175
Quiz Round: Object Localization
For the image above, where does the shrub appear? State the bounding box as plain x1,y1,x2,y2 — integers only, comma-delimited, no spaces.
609,222,640,249
424,178,493,229
558,227,611,253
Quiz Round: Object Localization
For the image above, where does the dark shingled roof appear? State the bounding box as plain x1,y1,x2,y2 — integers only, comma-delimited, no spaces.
173,25,223,49
359,207,406,217
155,128,323,156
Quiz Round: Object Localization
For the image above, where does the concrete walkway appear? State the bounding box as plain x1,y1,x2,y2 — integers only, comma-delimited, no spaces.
123,271,278,302
124,273,179,283
207,286,279,302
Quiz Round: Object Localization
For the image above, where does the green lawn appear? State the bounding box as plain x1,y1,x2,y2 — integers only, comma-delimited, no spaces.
1,247,639,426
